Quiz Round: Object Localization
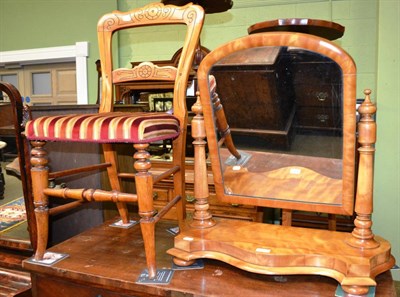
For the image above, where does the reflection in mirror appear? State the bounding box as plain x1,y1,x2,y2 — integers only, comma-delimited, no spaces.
208,46,344,205
0,82,34,252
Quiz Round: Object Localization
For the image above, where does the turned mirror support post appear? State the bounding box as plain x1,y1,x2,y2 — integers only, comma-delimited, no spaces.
190,92,216,229
347,89,380,249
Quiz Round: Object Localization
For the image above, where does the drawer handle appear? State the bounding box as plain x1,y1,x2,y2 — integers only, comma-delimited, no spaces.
152,192,158,200
186,194,196,203
316,114,329,122
316,92,328,102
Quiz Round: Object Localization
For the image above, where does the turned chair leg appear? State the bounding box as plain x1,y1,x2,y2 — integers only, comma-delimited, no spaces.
102,143,130,224
175,191,185,226
134,143,157,278
30,141,50,260
140,218,156,278
173,136,186,226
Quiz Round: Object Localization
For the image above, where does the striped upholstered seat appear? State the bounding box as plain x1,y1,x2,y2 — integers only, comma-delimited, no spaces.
25,112,180,143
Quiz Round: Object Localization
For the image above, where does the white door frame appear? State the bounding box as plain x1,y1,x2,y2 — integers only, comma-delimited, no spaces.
0,42,89,104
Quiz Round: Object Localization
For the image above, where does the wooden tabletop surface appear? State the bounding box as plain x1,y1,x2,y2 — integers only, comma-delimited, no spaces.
23,219,397,296
248,18,345,40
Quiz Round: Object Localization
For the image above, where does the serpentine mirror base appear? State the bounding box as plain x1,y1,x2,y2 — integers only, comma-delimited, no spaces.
168,219,394,296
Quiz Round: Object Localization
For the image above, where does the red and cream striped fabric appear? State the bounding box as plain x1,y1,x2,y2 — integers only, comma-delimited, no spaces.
25,112,180,143
209,75,217,94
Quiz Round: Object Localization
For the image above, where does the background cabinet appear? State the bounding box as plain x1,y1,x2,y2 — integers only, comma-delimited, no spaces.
149,159,263,222
290,50,343,133
210,46,296,149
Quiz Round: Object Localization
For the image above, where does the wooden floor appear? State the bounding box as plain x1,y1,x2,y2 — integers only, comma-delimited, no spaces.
23,218,397,297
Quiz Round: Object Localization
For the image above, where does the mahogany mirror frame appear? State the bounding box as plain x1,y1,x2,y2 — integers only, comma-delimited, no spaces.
197,32,357,216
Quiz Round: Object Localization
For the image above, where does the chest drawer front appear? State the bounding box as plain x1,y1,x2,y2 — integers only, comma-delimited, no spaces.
291,60,342,109
291,61,342,85
33,275,137,297
296,106,342,129
294,84,341,107
153,189,262,222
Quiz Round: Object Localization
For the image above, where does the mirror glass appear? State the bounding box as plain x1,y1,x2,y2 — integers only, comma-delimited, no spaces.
208,46,344,206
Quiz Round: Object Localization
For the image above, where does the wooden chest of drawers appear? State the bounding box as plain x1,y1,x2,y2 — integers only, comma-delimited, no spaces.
210,46,296,149
290,51,343,132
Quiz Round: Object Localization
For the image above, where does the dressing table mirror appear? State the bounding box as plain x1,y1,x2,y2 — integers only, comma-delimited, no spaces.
168,32,395,296
206,45,349,214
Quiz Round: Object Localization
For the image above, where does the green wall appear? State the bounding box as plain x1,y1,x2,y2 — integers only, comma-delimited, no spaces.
119,0,378,99
375,0,400,281
1,0,399,281
0,0,117,102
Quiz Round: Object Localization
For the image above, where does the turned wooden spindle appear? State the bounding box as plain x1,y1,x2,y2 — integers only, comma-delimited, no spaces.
211,91,242,160
134,143,157,279
30,140,50,260
190,91,216,228
347,89,380,249
103,143,130,224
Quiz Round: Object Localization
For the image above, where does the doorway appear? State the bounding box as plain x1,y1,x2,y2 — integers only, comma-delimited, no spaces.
0,62,77,105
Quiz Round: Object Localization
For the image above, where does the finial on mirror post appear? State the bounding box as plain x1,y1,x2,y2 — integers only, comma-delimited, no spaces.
191,91,203,115
357,89,376,122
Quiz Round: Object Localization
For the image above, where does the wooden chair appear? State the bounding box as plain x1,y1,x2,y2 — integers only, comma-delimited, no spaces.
0,82,36,250
25,2,204,279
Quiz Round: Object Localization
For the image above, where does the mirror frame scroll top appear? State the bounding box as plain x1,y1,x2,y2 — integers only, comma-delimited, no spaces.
197,32,357,215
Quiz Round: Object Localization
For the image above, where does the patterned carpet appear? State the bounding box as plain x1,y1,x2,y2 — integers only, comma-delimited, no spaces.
0,196,26,233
